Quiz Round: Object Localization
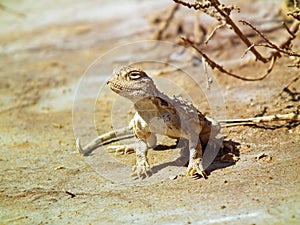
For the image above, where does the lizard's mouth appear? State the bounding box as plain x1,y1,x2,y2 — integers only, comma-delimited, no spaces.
108,82,122,93
108,81,137,93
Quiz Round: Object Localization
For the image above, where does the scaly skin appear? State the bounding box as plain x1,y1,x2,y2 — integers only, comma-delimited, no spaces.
105,65,221,179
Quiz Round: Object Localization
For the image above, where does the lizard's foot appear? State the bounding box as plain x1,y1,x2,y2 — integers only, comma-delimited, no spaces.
107,145,135,155
186,158,208,179
132,157,152,178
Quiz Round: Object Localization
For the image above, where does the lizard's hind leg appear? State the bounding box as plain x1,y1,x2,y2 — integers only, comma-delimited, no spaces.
107,145,135,155
186,141,208,179
107,133,157,155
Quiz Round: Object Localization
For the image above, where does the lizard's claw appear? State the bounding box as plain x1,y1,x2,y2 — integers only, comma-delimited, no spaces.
107,145,135,155
186,158,208,179
132,158,152,178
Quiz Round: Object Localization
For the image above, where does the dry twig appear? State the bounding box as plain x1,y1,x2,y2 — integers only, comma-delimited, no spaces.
278,75,300,96
172,0,300,81
287,1,300,21
174,0,268,62
204,22,226,44
153,4,180,40
181,37,275,81
219,112,300,127
240,20,300,58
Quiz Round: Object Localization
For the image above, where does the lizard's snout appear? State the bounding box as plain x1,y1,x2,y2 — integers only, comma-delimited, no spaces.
107,76,116,85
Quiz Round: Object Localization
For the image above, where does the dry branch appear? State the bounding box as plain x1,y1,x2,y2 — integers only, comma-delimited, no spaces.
210,1,268,63
219,112,300,127
151,0,300,81
174,0,269,63
153,4,180,40
278,75,300,96
180,37,275,81
287,5,300,21
204,22,226,44
240,20,300,58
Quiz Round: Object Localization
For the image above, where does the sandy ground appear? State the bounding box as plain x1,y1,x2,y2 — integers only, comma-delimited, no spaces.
0,0,299,224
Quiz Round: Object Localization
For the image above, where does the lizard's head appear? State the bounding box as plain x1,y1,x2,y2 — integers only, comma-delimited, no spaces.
107,65,158,101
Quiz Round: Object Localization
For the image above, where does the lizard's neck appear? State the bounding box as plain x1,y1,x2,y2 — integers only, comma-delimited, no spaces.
133,91,171,112
134,97,160,112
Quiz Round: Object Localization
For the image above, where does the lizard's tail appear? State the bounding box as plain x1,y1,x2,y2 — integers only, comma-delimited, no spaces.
76,126,134,156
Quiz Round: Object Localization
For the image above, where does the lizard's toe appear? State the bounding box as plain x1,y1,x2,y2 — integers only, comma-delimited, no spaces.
186,158,208,179
107,145,135,155
132,158,152,178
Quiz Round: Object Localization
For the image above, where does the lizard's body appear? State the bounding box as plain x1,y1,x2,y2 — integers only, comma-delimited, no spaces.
77,65,221,178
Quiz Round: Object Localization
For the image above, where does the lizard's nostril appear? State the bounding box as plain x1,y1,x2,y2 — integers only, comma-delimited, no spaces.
106,80,110,85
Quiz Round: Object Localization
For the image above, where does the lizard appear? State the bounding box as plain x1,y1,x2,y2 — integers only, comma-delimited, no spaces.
76,65,223,179
76,66,300,178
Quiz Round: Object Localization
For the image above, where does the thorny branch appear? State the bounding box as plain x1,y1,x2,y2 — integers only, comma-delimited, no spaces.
240,20,300,58
173,0,268,63
181,37,275,81
153,0,300,81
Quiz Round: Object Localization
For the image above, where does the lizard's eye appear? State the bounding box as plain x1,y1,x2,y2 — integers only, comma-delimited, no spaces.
129,72,142,80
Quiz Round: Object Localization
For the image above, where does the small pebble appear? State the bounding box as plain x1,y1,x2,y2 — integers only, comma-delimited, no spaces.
55,166,65,170
52,123,63,128
169,175,178,180
255,152,267,160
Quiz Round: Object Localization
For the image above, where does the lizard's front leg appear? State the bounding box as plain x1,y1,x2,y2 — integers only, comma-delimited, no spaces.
186,141,208,179
132,139,151,177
